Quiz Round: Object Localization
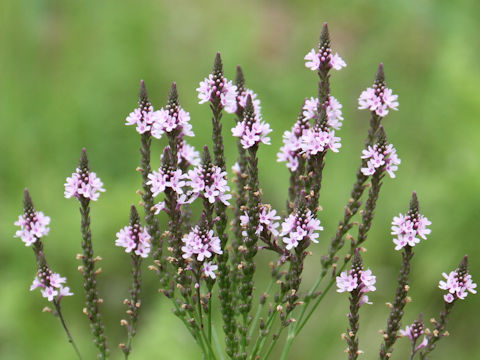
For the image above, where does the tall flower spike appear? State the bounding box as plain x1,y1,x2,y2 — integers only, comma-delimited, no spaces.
115,205,152,258
304,23,346,72
358,63,399,117
66,149,108,358
391,192,432,250
280,203,323,251
231,95,271,149
196,52,238,113
336,249,376,360
14,189,51,246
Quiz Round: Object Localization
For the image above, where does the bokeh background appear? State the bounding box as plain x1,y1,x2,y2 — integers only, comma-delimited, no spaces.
1,0,479,359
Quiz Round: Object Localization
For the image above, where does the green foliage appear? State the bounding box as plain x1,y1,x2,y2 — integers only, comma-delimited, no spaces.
1,0,479,358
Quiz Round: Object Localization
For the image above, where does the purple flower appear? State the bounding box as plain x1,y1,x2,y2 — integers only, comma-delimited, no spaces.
358,84,399,117
64,168,105,201
125,105,160,135
439,270,477,303
391,211,431,251
232,95,272,149
151,106,194,139
303,96,344,130
14,211,50,246
400,315,428,352
197,74,238,113
240,204,281,237
30,269,73,302
184,163,232,206
237,88,262,119
115,223,151,258
280,207,323,250
177,140,201,167
336,267,377,304
203,261,218,279
304,49,346,71
147,167,186,197
361,143,401,178
300,124,341,156
181,225,222,262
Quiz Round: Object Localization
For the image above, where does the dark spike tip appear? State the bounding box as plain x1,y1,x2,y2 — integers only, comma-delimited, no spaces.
235,65,245,92
319,22,330,48
213,52,223,76
23,188,35,212
375,63,385,85
202,145,212,166
199,211,209,229
168,82,178,104
244,95,255,119
409,191,419,214
376,125,388,145
352,248,363,268
139,79,149,102
79,148,89,172
458,255,469,273
162,146,174,166
130,205,140,226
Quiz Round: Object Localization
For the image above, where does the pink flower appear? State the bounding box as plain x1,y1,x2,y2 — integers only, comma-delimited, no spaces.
182,226,222,261
280,208,323,250
151,106,194,139
203,261,218,279
300,125,341,156
336,272,358,292
361,143,401,178
115,224,151,258
125,106,160,135
185,164,232,206
237,88,262,118
391,211,431,251
30,271,73,302
14,211,51,246
358,84,399,117
147,168,187,197
197,74,238,113
240,204,281,237
438,269,477,302
336,267,377,303
304,48,346,71
65,169,105,201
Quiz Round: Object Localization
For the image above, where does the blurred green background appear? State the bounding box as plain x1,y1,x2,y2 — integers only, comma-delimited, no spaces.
1,0,479,359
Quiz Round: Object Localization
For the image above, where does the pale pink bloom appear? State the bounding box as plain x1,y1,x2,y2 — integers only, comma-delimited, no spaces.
115,225,151,258
237,89,262,118
358,86,399,117
153,201,166,215
197,74,238,113
182,226,222,261
185,164,231,206
231,102,272,150
30,272,73,302
330,53,347,70
151,107,194,139
203,261,218,279
304,49,320,71
59,286,74,298
336,272,358,292
178,141,200,167
439,269,477,302
125,106,160,135
301,126,341,156
391,211,431,251
231,162,241,175
240,205,281,237
41,287,58,302
14,211,51,246
303,96,344,130
360,143,401,178
64,169,105,201
281,208,323,250
147,168,186,197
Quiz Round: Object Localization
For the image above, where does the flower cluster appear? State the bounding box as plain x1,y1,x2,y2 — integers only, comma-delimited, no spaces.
14,211,50,246
197,54,238,113
304,48,346,71
439,267,477,303
30,269,73,302
336,268,376,305
237,88,262,117
361,142,401,178
125,105,159,135
399,316,428,352
303,96,344,130
240,204,281,237
182,225,222,262
277,106,311,171
280,207,323,250
185,161,232,205
358,83,398,117
150,105,193,139
391,211,431,250
301,124,341,156
147,167,186,197
177,139,201,167
231,95,272,149
115,222,151,258
64,168,105,201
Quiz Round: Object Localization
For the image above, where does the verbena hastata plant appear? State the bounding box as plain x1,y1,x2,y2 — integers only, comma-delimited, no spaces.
15,23,476,360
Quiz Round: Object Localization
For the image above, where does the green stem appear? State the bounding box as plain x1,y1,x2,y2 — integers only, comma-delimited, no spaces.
248,278,274,339
54,301,83,360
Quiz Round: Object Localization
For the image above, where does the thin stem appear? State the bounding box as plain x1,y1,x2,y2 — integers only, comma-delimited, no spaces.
212,324,225,360
54,301,83,360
